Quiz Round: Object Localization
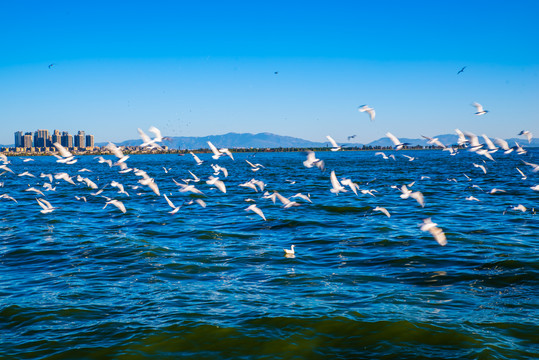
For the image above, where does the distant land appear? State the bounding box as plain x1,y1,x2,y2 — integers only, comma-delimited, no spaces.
98,132,539,149
1,132,537,149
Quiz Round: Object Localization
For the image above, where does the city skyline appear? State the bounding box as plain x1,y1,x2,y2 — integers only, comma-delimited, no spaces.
1,1,538,145
12,129,94,149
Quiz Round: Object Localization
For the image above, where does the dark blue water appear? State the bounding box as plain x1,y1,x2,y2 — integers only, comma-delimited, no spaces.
1,149,538,359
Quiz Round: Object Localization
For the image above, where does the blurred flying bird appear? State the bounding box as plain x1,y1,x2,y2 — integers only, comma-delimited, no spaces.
326,135,341,151
358,105,375,121
518,130,533,143
472,102,488,115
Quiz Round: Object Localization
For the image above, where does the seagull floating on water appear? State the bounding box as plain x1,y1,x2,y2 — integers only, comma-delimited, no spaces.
283,245,295,257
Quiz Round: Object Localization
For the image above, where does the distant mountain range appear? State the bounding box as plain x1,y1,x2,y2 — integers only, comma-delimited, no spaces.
96,132,539,149
97,132,326,149
2,132,537,149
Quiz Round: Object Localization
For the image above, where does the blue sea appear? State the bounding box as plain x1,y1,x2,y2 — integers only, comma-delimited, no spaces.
1,149,538,359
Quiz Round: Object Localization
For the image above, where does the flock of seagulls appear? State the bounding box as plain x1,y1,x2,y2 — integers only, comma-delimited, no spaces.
0,114,537,256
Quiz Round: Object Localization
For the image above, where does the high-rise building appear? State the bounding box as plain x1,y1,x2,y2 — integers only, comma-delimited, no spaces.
34,129,49,148
14,131,23,147
85,134,94,148
51,130,61,145
74,131,85,148
12,129,95,150
61,132,73,148
23,132,33,148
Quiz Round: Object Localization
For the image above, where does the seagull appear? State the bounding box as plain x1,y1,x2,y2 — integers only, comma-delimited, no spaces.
516,168,527,180
188,170,200,182
455,129,468,146
53,142,76,164
105,142,129,163
245,204,266,221
472,102,488,115
138,127,163,149
48,63,55,69
358,105,375,121
420,218,447,246
340,178,359,196
22,158,34,162
457,66,466,75
25,187,45,196
518,130,533,143
54,172,76,185
239,180,259,192
18,171,35,178
503,204,527,215
0,194,17,203
530,185,539,191
481,134,498,153
95,156,113,167
463,131,483,152
36,198,56,214
386,132,408,150
399,185,424,207
303,151,325,170
175,180,204,195
74,196,87,202
163,194,181,214
207,141,222,159
239,179,265,192
245,160,265,172
494,138,514,154
326,135,341,151
273,192,300,208
79,177,98,189
373,206,391,218
375,152,389,160
465,196,480,201
206,176,226,193
489,188,506,194
514,142,527,155
473,163,487,174
421,135,446,149
207,141,234,160
402,154,415,161
189,152,203,165
292,193,312,203
211,164,228,177
330,171,347,195
43,183,56,191
476,149,495,161
111,181,129,196
283,245,295,256
347,135,357,141
103,199,127,214
138,177,160,196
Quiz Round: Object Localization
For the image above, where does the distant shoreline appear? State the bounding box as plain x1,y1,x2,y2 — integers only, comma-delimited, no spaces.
0,145,467,157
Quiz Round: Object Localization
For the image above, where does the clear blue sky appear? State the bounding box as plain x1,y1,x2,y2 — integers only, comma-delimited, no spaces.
1,0,538,145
